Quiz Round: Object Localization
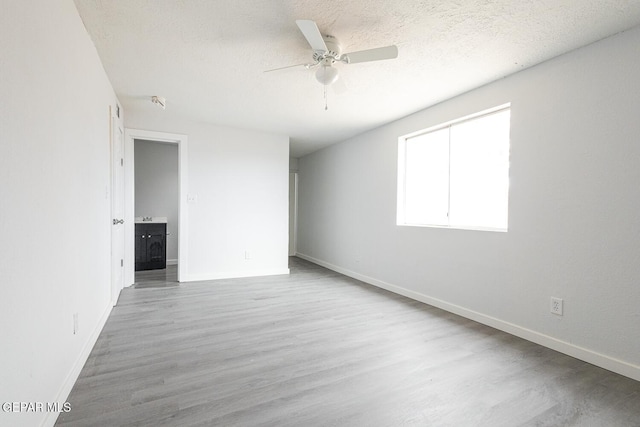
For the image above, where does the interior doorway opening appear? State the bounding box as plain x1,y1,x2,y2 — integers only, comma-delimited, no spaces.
133,139,179,287
124,129,188,285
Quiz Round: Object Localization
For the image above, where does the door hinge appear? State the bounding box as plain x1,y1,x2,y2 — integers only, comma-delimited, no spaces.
120,259,124,267
120,158,124,166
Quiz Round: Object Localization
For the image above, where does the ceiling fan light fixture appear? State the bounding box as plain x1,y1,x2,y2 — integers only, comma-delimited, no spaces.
315,65,339,86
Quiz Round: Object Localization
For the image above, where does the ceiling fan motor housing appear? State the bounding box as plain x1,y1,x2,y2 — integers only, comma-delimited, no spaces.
312,35,342,64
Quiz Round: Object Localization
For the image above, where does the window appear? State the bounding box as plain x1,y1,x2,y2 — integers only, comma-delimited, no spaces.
397,105,511,231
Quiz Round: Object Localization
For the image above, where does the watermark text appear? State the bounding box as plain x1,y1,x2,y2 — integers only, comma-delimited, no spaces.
2,402,71,413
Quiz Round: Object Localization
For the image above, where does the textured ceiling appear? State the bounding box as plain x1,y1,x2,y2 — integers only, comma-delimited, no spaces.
74,0,640,157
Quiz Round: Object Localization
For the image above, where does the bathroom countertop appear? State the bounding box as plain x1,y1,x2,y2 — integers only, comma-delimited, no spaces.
135,216,167,224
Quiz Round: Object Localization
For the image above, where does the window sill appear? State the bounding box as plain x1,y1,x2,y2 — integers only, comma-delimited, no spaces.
397,223,508,233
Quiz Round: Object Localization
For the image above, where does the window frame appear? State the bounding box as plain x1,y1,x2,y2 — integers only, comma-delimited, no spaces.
397,104,511,233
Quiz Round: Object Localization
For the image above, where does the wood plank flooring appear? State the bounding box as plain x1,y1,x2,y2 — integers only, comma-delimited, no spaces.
133,264,178,289
56,257,640,426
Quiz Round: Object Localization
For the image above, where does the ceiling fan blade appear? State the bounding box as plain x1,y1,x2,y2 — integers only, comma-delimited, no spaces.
264,63,314,73
342,45,398,64
295,19,328,52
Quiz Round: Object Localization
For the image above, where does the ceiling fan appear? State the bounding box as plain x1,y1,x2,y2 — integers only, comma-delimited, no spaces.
267,19,399,87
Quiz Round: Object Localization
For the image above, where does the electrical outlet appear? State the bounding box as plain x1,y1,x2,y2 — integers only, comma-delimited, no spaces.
244,251,251,260
550,297,563,316
73,313,79,334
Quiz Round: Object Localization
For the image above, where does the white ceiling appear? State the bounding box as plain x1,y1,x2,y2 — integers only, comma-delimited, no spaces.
74,0,640,157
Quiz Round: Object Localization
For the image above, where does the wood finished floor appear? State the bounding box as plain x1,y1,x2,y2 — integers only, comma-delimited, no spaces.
133,265,178,289
57,257,640,426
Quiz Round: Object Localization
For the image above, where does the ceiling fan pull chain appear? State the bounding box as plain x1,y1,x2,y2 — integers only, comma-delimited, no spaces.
324,85,328,111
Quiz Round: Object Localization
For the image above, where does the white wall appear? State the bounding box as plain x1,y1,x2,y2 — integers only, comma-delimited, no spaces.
135,140,179,263
0,1,122,426
290,157,299,172
297,26,640,380
125,110,290,280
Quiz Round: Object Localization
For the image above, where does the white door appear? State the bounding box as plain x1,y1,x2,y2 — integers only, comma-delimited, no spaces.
111,117,125,305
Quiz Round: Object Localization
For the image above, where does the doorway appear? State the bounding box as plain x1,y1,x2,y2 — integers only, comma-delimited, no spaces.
124,129,188,285
134,139,179,287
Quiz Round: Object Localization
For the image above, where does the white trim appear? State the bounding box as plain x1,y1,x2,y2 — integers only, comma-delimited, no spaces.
295,252,640,382
397,223,508,233
289,172,298,256
166,259,178,266
186,268,290,282
124,129,189,283
43,303,112,427
400,103,511,140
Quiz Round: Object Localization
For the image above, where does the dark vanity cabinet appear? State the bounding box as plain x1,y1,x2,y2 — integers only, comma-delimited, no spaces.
135,223,166,271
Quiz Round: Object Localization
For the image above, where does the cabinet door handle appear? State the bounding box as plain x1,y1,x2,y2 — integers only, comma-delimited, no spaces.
142,235,146,239
148,235,151,238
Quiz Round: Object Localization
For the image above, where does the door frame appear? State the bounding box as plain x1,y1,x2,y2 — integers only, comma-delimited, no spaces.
289,172,298,256
110,111,125,305
124,129,189,284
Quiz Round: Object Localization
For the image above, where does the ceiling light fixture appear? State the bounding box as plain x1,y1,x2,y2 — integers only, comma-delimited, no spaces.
315,65,339,86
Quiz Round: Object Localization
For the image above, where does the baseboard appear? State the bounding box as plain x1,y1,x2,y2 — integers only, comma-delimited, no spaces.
167,259,178,266
43,303,113,427
186,268,290,282
295,252,640,382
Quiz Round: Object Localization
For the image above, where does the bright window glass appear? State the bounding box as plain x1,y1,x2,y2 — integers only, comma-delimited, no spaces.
404,128,449,226
398,106,510,231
